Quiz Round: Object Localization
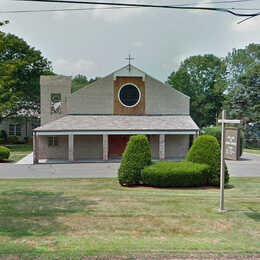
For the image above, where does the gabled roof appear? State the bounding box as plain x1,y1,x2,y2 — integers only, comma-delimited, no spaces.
72,64,190,99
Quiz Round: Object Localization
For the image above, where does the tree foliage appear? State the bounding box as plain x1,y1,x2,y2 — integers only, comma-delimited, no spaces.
0,22,52,122
167,54,226,127
167,44,260,131
224,43,260,92
226,63,260,122
72,74,98,93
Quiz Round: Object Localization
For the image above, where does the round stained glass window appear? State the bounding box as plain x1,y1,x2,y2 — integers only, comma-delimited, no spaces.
118,84,141,107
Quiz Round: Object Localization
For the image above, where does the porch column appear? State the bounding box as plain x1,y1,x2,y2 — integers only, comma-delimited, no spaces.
103,134,108,161
159,134,165,160
33,132,39,164
68,134,74,162
193,130,199,144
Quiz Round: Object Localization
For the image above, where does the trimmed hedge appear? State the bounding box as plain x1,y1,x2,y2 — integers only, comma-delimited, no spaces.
7,135,19,144
0,146,10,160
186,135,229,186
141,161,210,187
204,126,244,156
118,135,152,186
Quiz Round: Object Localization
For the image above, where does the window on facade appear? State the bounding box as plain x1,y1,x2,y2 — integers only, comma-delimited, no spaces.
9,124,21,136
48,136,58,146
118,84,141,107
51,93,62,114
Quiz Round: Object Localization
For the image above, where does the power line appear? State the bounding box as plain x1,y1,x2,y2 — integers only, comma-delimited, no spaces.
16,0,260,17
2,6,260,14
14,0,260,23
180,0,255,5
0,6,135,14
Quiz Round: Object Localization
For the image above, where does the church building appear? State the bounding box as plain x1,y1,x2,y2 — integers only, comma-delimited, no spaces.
33,64,199,164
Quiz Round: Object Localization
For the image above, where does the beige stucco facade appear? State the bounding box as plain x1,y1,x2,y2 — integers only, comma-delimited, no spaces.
39,135,68,160
40,75,71,125
40,66,189,120
74,135,103,160
37,134,189,162
34,64,198,163
67,75,114,115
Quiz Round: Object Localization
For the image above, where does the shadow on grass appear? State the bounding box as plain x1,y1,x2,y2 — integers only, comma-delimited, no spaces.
245,208,260,222
0,189,97,238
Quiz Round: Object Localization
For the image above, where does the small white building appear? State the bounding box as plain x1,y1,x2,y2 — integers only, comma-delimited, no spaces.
33,64,199,163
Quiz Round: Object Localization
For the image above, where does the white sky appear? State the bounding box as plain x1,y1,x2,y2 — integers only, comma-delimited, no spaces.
1,0,260,81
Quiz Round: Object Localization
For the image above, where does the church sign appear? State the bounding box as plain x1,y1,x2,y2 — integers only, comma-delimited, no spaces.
224,128,240,161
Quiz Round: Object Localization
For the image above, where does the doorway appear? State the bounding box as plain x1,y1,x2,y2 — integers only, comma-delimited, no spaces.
109,135,131,158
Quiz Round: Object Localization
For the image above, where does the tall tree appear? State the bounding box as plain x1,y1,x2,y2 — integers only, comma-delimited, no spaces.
225,43,260,91
227,63,260,122
167,54,226,127
224,43,260,121
0,22,53,122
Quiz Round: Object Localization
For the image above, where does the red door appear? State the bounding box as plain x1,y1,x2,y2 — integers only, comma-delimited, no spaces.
109,135,130,158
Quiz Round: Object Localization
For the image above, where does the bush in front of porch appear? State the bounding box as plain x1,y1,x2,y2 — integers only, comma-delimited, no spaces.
186,135,229,186
118,135,152,186
141,161,209,188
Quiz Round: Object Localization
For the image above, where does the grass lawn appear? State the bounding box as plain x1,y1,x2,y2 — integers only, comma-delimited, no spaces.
0,177,259,259
0,144,33,163
245,148,260,155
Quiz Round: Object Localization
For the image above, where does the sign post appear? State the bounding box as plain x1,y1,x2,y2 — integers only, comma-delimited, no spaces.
218,110,241,212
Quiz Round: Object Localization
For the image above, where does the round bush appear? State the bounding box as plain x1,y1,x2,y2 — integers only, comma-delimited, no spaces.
204,126,244,156
118,135,152,186
7,135,19,144
141,161,209,188
0,146,10,160
186,135,229,186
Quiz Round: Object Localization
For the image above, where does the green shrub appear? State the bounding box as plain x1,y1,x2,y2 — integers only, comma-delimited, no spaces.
0,138,5,144
204,127,222,144
0,130,7,142
118,135,152,186
7,135,19,144
186,135,229,186
141,161,209,187
0,146,10,160
204,126,244,156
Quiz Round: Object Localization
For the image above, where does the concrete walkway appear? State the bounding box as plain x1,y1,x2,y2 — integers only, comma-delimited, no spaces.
0,152,259,179
16,152,33,164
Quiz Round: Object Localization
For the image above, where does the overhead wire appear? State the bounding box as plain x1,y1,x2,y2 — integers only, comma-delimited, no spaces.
10,0,260,23
2,6,260,14
0,6,136,14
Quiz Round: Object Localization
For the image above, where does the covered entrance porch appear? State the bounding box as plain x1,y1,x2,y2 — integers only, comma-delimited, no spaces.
33,115,199,164
33,132,183,164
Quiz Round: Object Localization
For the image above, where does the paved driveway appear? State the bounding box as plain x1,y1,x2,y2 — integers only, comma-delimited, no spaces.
225,152,260,177
0,152,259,179
0,163,120,178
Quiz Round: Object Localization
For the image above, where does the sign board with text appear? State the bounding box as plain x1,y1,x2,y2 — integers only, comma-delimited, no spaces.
224,128,240,160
